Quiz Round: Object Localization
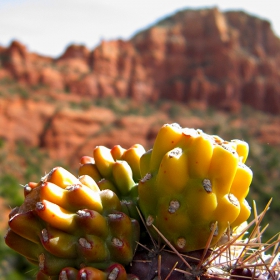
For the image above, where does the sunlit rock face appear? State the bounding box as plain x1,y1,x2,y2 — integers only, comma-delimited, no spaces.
1,8,280,114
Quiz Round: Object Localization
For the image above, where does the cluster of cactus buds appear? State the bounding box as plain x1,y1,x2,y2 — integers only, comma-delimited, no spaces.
79,144,145,220
6,166,139,279
4,123,279,280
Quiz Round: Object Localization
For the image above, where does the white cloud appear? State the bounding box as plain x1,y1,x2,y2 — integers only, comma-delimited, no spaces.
0,0,280,57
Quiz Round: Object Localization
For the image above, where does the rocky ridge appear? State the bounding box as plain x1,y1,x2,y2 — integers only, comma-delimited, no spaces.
1,8,280,114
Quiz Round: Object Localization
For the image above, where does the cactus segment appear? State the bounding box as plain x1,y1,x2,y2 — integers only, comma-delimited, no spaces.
38,251,77,276
8,210,42,243
40,182,67,207
208,144,239,196
107,212,139,264
156,148,189,194
105,263,130,280
77,266,106,280
40,181,102,212
97,179,119,194
79,163,102,182
229,163,252,227
111,145,127,161
40,226,78,258
138,124,253,252
5,229,42,262
36,200,77,233
231,199,251,228
231,139,249,163
76,209,108,238
44,167,80,188
139,149,152,177
59,267,79,280
77,235,109,263
107,212,134,240
184,135,213,178
112,161,136,196
64,184,103,212
138,174,158,216
120,199,139,221
230,163,252,200
78,175,100,192
80,156,95,164
120,144,146,181
93,146,115,179
149,123,183,172
99,190,123,215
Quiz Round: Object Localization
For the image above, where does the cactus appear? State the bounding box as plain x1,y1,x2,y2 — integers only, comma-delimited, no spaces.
5,167,140,279
138,123,252,252
4,123,280,280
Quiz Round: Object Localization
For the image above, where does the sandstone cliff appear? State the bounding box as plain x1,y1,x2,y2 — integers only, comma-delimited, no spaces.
1,8,280,114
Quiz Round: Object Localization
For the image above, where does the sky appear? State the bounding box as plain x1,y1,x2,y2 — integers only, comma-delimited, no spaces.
1,0,280,58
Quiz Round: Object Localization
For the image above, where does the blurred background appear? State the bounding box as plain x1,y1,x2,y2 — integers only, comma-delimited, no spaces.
1,1,280,279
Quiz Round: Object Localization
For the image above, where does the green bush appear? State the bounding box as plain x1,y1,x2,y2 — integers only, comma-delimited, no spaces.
0,175,23,207
0,239,36,280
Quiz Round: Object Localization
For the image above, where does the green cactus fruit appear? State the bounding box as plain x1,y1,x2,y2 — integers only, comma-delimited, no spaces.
138,123,252,252
5,166,140,279
79,144,146,220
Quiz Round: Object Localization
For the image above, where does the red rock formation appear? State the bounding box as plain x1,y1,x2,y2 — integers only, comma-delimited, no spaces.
0,97,164,165
1,8,280,114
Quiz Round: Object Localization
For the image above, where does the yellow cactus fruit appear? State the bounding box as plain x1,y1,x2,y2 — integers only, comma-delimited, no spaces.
138,123,252,252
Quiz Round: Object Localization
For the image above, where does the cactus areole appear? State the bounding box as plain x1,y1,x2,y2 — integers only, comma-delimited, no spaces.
4,123,262,280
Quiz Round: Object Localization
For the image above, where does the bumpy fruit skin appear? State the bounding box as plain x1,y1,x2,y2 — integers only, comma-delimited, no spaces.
138,123,252,252
5,167,139,279
79,144,146,219
59,263,139,280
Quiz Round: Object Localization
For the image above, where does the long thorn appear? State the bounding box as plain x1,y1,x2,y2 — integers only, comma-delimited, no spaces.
151,224,193,271
242,238,280,265
197,221,218,269
205,217,258,267
258,253,276,280
135,241,154,253
174,268,193,276
158,254,162,280
234,199,272,266
253,201,261,244
271,233,280,262
164,262,178,280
